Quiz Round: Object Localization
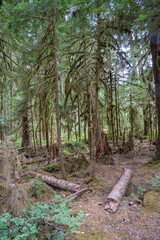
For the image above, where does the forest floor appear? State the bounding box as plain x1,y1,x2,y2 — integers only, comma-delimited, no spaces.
69,141,160,240
1,141,160,240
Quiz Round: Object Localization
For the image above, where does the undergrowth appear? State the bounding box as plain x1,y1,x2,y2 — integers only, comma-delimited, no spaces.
0,193,85,240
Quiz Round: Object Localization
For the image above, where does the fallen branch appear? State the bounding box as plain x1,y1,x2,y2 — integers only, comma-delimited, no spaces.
66,187,91,200
29,171,81,192
104,168,132,212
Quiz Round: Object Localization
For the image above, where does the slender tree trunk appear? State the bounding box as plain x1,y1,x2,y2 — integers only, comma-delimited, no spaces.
45,104,49,150
52,16,67,179
22,112,30,148
78,95,81,141
84,120,87,142
149,103,153,145
129,93,134,136
39,98,42,147
150,31,160,161
90,3,101,177
31,107,36,148
110,71,115,146
75,124,78,141
143,108,148,136
115,76,119,146
83,34,91,145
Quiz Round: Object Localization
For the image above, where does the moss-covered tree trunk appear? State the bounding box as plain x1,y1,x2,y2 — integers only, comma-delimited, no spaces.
150,31,160,161
52,15,67,179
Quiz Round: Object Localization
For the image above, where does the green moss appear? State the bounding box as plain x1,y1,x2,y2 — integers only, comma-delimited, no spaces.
146,158,160,166
71,228,127,240
40,162,61,172
143,190,160,212
63,149,75,157
29,180,54,201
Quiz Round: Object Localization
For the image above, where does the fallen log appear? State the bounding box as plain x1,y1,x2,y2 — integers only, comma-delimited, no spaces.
29,171,81,192
104,168,132,212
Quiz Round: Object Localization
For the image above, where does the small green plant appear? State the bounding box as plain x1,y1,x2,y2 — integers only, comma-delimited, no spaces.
137,186,146,196
30,179,48,198
0,193,85,240
147,173,160,190
131,186,146,199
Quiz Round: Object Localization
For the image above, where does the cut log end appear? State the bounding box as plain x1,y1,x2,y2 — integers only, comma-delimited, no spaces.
104,168,132,212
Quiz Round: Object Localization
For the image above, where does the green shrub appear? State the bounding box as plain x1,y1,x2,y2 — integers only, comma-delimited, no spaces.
147,173,160,190
131,186,146,199
137,186,146,196
0,193,85,240
30,179,48,198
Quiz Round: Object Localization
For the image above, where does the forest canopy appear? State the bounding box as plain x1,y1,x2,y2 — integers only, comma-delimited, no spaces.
0,0,160,172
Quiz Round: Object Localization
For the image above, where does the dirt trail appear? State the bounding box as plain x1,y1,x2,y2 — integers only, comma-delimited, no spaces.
71,142,160,240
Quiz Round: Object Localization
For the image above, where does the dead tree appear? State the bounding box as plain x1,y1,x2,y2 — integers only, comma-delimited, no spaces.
96,131,114,164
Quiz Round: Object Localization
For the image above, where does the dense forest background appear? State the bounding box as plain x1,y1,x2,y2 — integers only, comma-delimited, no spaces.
0,0,160,176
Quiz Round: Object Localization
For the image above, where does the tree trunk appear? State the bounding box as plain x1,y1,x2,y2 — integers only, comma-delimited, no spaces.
96,131,113,164
104,168,132,212
21,112,30,148
89,3,101,176
39,97,42,147
29,171,81,192
78,95,81,141
115,76,119,147
150,31,160,161
110,71,115,146
52,16,67,179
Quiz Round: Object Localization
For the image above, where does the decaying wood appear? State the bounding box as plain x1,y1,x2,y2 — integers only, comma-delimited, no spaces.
104,168,132,212
96,131,113,164
49,143,59,161
119,131,134,154
29,171,81,192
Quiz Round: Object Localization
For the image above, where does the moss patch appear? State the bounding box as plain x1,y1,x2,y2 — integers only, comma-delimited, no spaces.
40,162,61,172
143,190,160,212
29,179,54,201
71,228,127,240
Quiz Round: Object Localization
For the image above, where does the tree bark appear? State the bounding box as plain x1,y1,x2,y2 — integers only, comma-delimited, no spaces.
29,171,81,192
104,168,132,212
150,31,160,161
96,131,113,164
52,15,67,179
21,112,30,148
89,2,101,176
110,71,115,146
115,76,119,147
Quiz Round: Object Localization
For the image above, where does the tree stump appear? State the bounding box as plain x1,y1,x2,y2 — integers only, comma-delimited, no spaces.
96,131,114,164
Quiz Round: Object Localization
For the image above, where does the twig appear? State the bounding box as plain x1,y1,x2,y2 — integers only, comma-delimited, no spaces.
66,187,91,200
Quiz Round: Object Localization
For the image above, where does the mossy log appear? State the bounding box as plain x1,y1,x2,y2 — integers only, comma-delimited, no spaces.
29,171,81,192
104,168,132,212
39,162,61,172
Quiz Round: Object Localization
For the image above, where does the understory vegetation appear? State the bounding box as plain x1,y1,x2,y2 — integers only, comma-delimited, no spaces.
0,193,84,240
